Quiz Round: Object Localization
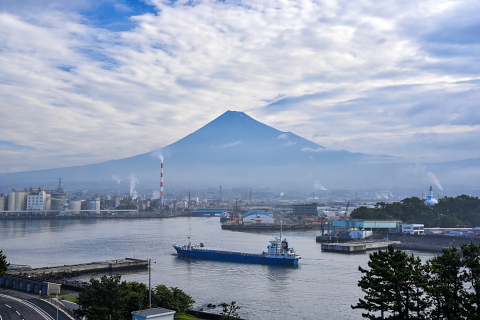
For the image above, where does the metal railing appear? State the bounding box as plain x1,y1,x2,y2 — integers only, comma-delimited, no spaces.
40,295,82,320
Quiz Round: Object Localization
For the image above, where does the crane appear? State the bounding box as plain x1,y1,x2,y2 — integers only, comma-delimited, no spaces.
342,201,350,220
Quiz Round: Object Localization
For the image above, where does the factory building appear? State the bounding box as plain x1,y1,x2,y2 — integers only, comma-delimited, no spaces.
50,179,66,211
292,203,319,216
26,190,49,211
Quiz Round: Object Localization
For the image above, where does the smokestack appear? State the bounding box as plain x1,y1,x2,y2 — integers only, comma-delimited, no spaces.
160,162,164,208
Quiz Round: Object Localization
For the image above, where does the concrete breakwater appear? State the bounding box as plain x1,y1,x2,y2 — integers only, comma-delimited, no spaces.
221,223,322,231
321,240,400,253
9,258,148,279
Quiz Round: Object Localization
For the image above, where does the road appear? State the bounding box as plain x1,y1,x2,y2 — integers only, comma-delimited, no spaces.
0,290,72,320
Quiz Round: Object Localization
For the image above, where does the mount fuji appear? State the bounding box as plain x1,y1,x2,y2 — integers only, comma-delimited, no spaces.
1,111,478,191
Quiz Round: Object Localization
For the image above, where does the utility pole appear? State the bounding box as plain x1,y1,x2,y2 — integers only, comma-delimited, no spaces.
149,259,152,309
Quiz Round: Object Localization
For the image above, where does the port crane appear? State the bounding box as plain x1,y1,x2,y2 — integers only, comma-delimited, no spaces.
341,201,350,220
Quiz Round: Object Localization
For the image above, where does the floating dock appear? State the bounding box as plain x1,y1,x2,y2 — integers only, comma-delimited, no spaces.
10,258,148,277
321,240,400,253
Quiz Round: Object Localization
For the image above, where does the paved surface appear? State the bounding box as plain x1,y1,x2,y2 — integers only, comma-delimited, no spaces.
0,290,71,320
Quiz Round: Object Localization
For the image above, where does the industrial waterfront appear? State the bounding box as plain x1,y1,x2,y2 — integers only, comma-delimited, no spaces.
0,216,438,320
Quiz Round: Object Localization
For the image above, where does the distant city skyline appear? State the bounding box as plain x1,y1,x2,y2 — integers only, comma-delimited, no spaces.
1,0,479,174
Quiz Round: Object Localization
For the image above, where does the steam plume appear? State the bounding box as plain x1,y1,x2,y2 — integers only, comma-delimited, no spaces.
112,175,121,184
152,149,164,163
130,174,139,199
314,180,328,191
426,172,443,191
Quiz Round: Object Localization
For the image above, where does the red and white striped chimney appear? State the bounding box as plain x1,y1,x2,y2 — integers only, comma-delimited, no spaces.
160,162,164,208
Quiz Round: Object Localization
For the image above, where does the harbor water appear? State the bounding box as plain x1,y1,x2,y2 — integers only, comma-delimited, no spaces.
0,217,437,319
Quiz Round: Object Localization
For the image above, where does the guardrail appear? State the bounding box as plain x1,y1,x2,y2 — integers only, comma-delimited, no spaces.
41,295,82,320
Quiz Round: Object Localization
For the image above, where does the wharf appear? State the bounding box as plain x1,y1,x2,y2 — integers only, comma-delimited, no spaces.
9,258,148,278
221,223,321,231
321,240,400,253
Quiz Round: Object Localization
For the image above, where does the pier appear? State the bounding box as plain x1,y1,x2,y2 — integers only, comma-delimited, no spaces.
9,258,148,278
321,240,400,253
221,223,321,231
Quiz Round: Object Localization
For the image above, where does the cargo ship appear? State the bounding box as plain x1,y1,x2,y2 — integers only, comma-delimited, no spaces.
173,234,301,265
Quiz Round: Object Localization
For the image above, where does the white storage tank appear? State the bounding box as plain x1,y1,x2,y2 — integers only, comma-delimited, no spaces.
0,194,5,211
50,192,66,211
86,197,100,214
68,200,82,214
7,192,15,211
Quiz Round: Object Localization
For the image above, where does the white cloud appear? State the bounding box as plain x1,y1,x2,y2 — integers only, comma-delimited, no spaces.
302,148,325,152
0,0,479,173
211,141,242,148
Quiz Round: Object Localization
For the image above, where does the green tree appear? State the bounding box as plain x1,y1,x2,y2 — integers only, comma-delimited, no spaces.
0,250,9,275
124,281,149,313
220,301,241,320
460,242,480,319
351,195,480,227
152,285,195,314
350,206,391,220
425,247,465,320
352,245,429,319
74,275,148,320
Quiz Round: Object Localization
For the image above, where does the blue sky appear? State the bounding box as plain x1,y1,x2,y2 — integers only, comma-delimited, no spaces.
0,0,479,174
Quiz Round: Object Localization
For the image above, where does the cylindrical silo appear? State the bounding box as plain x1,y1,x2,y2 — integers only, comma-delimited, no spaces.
0,194,5,211
14,190,28,211
7,192,15,211
86,197,100,214
50,192,66,211
113,195,121,208
68,199,82,214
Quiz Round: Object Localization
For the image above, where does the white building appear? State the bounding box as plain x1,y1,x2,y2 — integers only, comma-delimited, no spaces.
242,211,275,225
402,224,425,235
131,308,175,320
26,191,49,211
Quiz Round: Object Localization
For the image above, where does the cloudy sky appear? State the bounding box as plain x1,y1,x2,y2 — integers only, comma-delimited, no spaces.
1,0,479,174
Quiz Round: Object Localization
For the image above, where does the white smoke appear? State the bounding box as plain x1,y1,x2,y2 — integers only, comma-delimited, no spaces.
280,192,285,197
130,174,139,199
426,172,443,191
112,175,121,184
152,149,164,163
314,180,328,191
152,190,160,199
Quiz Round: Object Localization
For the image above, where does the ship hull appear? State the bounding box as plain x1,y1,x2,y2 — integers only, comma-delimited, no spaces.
174,248,299,265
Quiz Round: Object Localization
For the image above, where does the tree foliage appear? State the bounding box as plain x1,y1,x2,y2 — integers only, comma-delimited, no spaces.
353,243,480,320
350,195,480,227
220,301,241,320
75,274,196,320
74,275,148,320
352,245,428,319
0,250,9,275
152,285,195,314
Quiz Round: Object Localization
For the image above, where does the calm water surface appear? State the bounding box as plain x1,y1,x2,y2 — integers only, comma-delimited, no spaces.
0,217,436,320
